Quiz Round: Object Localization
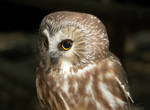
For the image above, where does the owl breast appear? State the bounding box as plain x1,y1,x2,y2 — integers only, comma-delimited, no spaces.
36,58,127,110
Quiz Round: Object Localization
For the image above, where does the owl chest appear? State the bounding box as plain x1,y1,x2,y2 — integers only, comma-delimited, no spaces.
44,73,126,110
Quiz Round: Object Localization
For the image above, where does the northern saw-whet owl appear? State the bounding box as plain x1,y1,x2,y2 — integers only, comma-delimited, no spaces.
36,11,134,110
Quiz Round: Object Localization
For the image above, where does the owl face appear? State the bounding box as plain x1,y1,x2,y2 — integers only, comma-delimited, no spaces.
39,26,88,66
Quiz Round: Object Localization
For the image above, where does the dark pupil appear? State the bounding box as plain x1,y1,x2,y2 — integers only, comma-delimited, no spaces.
63,41,71,48
44,38,48,47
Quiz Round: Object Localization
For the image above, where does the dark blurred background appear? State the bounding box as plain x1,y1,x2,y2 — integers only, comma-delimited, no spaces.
0,0,150,110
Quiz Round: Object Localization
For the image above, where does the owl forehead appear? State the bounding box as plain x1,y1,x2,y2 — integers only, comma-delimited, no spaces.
41,11,107,37
43,26,80,44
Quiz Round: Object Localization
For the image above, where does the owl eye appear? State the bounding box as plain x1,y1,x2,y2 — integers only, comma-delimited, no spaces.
43,37,49,48
59,39,73,51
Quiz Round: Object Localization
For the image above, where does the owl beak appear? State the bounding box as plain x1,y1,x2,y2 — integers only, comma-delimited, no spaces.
49,52,59,64
50,57,58,64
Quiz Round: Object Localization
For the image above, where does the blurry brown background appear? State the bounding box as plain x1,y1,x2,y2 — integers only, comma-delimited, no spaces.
0,0,150,110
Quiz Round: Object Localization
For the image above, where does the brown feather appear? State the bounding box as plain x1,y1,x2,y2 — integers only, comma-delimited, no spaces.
36,11,134,110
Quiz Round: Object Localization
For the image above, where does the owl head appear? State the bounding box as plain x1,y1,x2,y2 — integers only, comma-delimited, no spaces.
38,11,109,69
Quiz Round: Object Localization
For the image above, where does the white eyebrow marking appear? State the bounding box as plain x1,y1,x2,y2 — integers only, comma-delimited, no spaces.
43,29,50,38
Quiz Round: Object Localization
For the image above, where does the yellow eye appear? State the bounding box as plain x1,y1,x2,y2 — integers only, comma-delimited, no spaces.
59,39,73,51
43,37,48,48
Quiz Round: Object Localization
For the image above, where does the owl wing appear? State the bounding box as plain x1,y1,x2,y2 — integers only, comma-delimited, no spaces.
109,53,134,104
114,64,134,104
36,68,50,110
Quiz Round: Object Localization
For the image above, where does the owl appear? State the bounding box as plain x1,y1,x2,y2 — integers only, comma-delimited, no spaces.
36,11,134,110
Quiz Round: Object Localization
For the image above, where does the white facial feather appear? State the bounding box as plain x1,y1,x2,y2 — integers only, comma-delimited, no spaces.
60,60,73,78
44,28,75,59
43,29,50,38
